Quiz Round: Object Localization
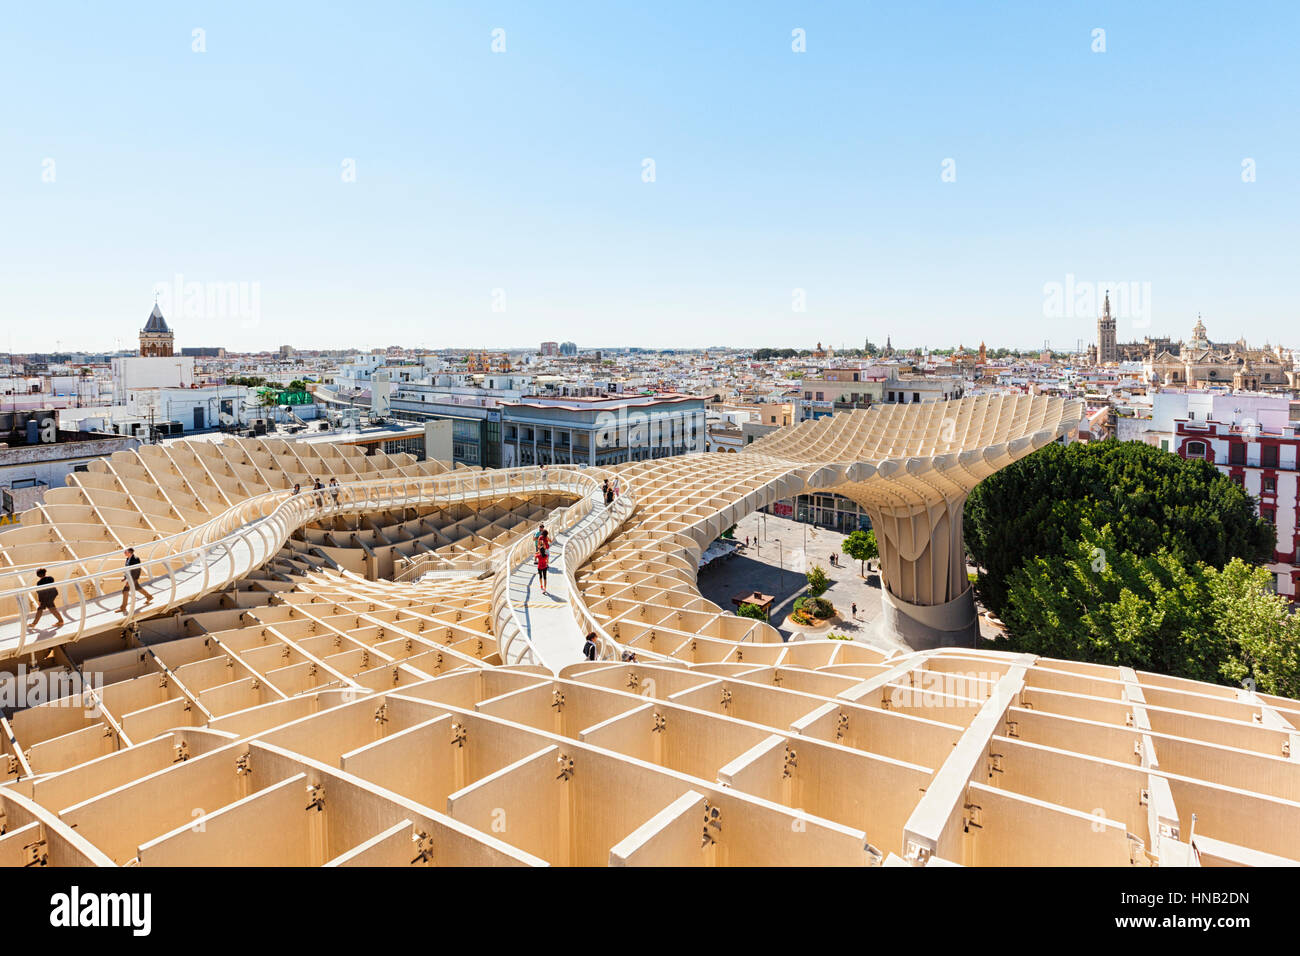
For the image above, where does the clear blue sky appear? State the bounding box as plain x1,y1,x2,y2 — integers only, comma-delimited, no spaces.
2,1,1296,354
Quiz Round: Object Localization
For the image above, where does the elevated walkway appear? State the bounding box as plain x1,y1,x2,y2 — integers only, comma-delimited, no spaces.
506,487,612,669
0,470,599,661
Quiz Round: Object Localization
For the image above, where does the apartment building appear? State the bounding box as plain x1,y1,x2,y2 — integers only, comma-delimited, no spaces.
1175,407,1300,599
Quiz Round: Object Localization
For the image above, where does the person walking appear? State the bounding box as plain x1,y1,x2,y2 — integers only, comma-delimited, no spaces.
291,482,301,496
851,602,858,619
31,569,65,629
604,481,614,508
536,545,550,594
583,631,599,661
601,479,611,507
329,477,340,506
313,478,324,507
117,547,154,614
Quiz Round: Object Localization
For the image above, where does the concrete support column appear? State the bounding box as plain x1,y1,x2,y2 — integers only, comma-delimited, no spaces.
876,583,979,650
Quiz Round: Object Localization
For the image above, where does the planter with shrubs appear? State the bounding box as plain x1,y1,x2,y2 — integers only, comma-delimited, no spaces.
788,594,837,628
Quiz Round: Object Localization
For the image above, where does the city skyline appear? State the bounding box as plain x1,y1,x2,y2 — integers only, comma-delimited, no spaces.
3,1,1297,353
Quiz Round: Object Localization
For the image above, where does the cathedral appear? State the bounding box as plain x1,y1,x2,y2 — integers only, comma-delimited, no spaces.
1087,294,1295,390
1147,316,1294,389
1086,291,1171,364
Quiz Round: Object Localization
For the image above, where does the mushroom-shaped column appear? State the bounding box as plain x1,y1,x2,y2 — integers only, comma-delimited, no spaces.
744,395,1082,650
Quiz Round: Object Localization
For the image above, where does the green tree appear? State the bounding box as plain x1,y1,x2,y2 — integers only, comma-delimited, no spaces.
1210,561,1300,698
996,523,1225,683
994,522,1300,695
737,602,767,621
841,529,878,576
965,440,1274,617
806,564,829,597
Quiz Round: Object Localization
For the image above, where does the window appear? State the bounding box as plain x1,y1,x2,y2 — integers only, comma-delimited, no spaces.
1231,473,1244,486
1261,445,1279,469
913,392,920,403
1261,506,1276,525
1229,444,1246,465
1263,476,1277,493
1185,441,1206,458
815,392,824,401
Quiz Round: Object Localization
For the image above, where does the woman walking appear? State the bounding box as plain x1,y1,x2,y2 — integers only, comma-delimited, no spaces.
536,545,550,594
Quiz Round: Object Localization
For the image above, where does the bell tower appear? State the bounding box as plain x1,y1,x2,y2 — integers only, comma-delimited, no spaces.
1097,291,1117,364
140,297,174,357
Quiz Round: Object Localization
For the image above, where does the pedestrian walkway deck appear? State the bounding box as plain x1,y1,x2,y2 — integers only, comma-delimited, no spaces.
0,474,595,661
505,490,611,669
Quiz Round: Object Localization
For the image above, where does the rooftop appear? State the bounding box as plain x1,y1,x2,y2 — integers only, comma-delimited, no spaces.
142,303,171,334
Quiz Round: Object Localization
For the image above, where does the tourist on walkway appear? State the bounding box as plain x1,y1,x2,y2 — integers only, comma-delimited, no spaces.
604,481,614,507
583,632,599,661
313,478,324,506
291,482,301,496
329,477,340,506
620,649,637,663
851,602,857,619
31,569,65,629
536,546,550,593
117,547,154,614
